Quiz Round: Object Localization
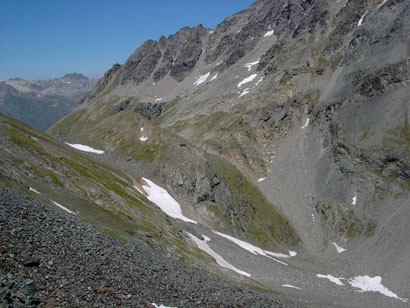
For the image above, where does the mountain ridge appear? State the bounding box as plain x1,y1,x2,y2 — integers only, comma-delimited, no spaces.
0,73,96,130
2,0,409,307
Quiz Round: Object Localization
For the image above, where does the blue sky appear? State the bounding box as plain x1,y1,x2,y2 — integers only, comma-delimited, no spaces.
0,0,254,81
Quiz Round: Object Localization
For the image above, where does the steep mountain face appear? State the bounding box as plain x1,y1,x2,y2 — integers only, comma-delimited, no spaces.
0,74,95,130
45,0,410,306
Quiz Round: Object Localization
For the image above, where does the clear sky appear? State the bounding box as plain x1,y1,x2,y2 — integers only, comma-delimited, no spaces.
0,0,255,81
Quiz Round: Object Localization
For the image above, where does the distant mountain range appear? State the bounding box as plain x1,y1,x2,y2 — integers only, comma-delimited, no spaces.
0,73,96,130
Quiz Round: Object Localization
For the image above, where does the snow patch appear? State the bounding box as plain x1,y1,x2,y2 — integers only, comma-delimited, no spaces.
255,77,264,86
239,88,250,97
238,74,258,87
357,11,367,27
311,213,316,222
289,251,297,257
348,276,408,303
316,274,345,286
377,0,388,9
51,200,76,215
352,195,357,205
65,143,104,154
301,118,310,129
31,137,39,141
188,233,251,277
282,284,301,290
141,127,144,132
257,177,266,182
29,187,41,195
264,30,274,37
213,230,295,265
244,60,259,71
152,304,178,308
209,73,218,81
155,98,163,102
140,178,197,224
332,242,347,253
139,136,148,142
193,72,210,86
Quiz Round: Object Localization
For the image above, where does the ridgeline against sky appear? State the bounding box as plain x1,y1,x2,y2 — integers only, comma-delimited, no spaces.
0,0,253,81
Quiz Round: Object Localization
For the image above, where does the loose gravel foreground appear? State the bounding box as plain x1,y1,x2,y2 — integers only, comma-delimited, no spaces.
0,184,306,308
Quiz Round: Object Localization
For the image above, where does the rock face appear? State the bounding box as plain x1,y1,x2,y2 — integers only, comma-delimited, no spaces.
43,0,410,305
0,74,96,130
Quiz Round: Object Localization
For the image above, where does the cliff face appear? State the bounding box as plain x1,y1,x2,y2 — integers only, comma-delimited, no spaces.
49,0,410,299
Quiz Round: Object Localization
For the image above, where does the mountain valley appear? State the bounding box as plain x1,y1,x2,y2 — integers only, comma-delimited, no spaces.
1,0,409,307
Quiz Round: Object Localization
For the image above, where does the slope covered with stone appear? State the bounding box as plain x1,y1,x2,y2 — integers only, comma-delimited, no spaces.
48,0,410,306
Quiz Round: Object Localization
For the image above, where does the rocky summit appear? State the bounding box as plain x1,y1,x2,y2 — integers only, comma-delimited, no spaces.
1,0,410,307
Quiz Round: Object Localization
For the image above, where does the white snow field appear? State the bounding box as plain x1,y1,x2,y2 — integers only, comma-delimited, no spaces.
140,178,197,224
316,274,345,286
237,74,258,87
244,60,259,71
29,187,41,195
264,30,274,37
188,233,251,277
152,304,178,308
332,242,347,253
212,230,296,266
348,276,408,303
282,284,302,290
51,200,76,215
209,73,218,81
239,88,250,97
301,118,310,129
65,142,104,154
193,72,210,86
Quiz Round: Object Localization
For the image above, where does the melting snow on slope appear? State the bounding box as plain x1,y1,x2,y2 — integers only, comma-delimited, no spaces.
140,178,197,224
140,136,148,142
257,177,266,182
255,77,264,86
377,0,388,9
213,230,296,266
65,143,104,154
51,200,77,215
155,98,163,102
332,242,347,253
244,60,259,71
357,11,367,27
352,195,357,205
193,72,210,86
209,73,218,81
282,284,302,290
301,118,310,129
188,233,251,277
239,88,250,97
31,137,39,141
311,213,316,222
238,74,258,87
29,187,41,195
349,276,408,303
141,127,144,132
316,274,345,286
264,30,274,37
152,304,178,308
